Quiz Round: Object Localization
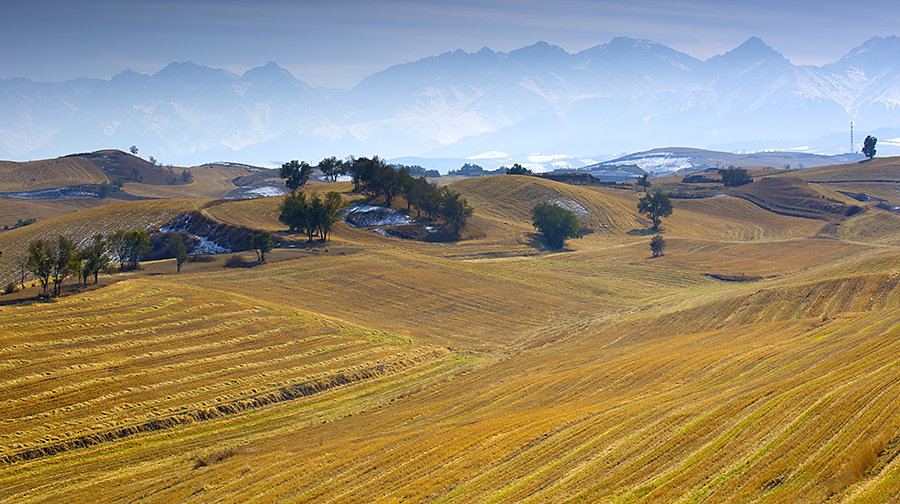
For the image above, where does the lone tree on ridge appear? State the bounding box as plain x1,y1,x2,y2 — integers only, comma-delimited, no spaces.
862,135,877,160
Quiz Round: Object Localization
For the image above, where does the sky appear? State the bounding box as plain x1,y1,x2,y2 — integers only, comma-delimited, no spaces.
3,0,899,89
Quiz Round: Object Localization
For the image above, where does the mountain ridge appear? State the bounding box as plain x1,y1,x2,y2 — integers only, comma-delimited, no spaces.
2,36,898,166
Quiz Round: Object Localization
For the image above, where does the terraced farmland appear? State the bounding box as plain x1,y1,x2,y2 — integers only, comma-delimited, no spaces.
1,164,899,503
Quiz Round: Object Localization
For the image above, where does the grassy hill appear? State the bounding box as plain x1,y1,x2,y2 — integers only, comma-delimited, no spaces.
0,157,108,192
0,160,899,502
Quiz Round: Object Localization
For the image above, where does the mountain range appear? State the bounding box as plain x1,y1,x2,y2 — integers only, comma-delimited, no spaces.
2,36,899,169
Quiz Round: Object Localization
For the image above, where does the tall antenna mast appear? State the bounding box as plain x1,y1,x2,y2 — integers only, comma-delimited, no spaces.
850,121,854,154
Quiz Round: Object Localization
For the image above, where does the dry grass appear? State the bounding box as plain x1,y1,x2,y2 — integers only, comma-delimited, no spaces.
0,199,208,284
0,158,107,192
0,166,899,503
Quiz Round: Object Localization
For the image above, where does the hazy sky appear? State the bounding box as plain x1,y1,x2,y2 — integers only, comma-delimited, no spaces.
4,0,899,89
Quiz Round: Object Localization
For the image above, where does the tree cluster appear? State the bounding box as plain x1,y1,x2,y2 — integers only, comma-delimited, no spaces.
506,163,533,176
532,203,581,249
108,230,152,271
719,167,752,187
22,228,199,296
348,156,473,235
26,234,110,296
279,191,348,242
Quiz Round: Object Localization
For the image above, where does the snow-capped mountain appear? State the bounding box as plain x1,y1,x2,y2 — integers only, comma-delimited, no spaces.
1,36,899,167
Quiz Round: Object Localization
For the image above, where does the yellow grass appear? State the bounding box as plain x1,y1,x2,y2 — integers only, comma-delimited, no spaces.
1,170,899,503
0,199,208,284
0,158,108,192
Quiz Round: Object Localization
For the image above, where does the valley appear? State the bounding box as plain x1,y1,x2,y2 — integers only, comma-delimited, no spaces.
0,153,898,503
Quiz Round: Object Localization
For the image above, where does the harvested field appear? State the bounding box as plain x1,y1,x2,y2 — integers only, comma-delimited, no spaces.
1,163,899,503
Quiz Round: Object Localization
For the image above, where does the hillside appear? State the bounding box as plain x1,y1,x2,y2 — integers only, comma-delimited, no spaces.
0,157,108,192
0,162,899,503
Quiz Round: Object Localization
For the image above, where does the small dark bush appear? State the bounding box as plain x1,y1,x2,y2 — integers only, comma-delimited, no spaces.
224,255,250,268
3,282,17,295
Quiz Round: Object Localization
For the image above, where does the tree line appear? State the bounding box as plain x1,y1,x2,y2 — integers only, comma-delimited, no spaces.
279,155,473,236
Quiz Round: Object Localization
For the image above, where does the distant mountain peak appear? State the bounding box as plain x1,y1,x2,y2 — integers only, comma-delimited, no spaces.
706,36,789,69
510,41,568,58
605,36,665,51
730,36,783,59
837,35,900,67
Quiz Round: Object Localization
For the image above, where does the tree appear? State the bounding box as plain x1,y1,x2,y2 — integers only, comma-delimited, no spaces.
124,230,152,270
440,187,473,236
279,160,312,191
637,192,673,232
169,234,188,272
279,191,346,242
279,191,311,235
318,156,346,183
863,135,877,160
129,145,139,156
650,235,666,258
247,232,274,262
532,202,582,249
636,173,651,192
108,230,129,271
506,163,532,175
50,236,76,297
719,167,752,187
80,233,109,284
318,192,348,241
26,239,53,295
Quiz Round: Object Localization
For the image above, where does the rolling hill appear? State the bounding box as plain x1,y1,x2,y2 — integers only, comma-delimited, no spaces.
0,158,898,503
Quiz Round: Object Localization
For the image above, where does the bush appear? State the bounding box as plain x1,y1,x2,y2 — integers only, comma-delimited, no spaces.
650,235,666,257
3,282,16,295
224,255,251,268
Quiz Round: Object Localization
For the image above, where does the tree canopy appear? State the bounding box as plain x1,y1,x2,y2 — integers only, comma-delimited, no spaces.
532,202,582,249
636,173,651,192
318,156,346,183
650,235,666,258
719,167,752,187
169,234,188,272
506,163,533,175
279,191,348,242
279,160,312,191
637,192,673,232
863,135,877,160
247,232,275,262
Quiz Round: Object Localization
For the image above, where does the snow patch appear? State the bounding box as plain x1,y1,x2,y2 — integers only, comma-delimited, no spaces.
549,198,589,220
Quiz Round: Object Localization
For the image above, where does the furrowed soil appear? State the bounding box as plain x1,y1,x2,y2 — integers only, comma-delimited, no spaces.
1,162,899,503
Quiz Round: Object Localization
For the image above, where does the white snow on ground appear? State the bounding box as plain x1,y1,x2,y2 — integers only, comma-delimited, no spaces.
243,186,288,198
604,152,695,173
316,175,352,183
191,235,230,254
549,198,590,219
0,187,98,199
345,205,416,227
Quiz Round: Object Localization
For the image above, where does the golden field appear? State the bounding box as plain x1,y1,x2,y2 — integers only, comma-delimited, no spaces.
0,160,899,503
